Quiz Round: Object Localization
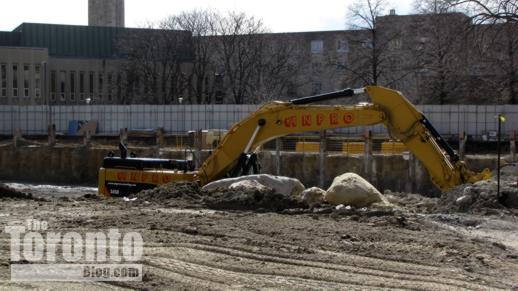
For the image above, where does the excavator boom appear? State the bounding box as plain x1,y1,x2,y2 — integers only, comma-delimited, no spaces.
196,86,490,190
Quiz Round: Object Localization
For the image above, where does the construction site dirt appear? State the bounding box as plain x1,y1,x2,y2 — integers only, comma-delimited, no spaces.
0,182,517,290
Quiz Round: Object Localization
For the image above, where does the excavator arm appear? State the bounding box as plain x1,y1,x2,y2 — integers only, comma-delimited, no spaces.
196,86,491,190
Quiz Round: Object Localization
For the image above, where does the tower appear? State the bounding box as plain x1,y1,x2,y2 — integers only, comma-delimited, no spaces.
88,0,125,27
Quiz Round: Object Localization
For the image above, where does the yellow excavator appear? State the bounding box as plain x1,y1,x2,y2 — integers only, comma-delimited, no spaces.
97,86,491,196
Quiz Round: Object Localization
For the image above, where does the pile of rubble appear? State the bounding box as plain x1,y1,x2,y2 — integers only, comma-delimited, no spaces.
439,173,518,214
135,182,202,208
131,172,393,212
123,167,517,216
0,183,37,200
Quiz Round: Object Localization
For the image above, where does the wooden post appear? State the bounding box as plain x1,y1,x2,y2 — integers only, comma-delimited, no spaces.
319,130,327,188
194,129,203,169
407,153,415,193
156,128,164,148
13,129,22,148
47,124,56,146
364,129,373,182
510,130,516,162
83,130,91,146
459,131,467,160
275,138,281,176
119,128,128,145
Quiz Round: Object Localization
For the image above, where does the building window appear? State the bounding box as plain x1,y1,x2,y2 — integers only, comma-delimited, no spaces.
23,64,30,97
50,70,56,101
311,61,322,73
336,57,347,70
98,72,103,100
70,71,76,101
79,71,85,101
133,76,140,98
312,82,322,95
117,73,122,101
1,64,6,97
311,40,323,54
107,72,113,101
34,65,41,98
362,39,373,49
12,64,18,97
337,39,349,52
389,38,402,50
59,71,66,101
89,71,94,99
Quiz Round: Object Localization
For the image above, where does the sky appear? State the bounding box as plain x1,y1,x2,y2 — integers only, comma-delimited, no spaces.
0,0,415,33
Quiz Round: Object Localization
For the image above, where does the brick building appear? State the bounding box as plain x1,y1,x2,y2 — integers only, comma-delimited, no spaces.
0,0,516,105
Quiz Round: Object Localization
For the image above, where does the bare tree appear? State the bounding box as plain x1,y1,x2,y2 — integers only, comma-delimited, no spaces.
212,12,269,104
470,21,518,103
117,10,303,104
249,34,305,101
165,10,219,104
447,0,517,23
346,0,399,86
447,0,518,103
410,0,471,103
117,24,192,104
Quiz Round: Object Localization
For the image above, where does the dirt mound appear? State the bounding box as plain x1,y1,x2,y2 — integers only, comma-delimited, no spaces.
135,182,202,208
439,174,518,214
384,190,439,213
202,189,303,211
133,182,303,211
0,183,36,200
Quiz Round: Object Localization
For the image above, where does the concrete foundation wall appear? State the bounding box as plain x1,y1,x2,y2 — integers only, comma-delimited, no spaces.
0,145,497,195
0,145,191,185
259,152,496,196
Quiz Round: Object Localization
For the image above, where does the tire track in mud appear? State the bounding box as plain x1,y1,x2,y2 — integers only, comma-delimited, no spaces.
149,241,515,288
146,256,384,290
144,243,510,290
0,281,129,290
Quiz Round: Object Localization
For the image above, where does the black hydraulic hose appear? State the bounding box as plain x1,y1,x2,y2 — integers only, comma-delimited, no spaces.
290,88,356,105
420,116,460,163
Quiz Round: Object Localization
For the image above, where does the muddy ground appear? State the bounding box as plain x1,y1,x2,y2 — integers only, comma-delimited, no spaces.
0,183,517,290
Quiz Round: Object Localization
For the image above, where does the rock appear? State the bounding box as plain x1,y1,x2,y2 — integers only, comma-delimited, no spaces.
479,191,490,199
502,190,518,208
335,204,345,210
455,195,472,206
229,180,272,193
501,163,518,175
202,174,305,197
324,173,390,207
300,187,325,206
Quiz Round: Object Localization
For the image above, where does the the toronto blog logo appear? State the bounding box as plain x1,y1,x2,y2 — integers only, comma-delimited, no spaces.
4,219,143,282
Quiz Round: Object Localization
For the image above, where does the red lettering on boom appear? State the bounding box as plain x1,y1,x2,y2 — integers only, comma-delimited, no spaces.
284,116,297,128
302,115,312,127
330,113,339,125
316,114,324,126
344,113,354,124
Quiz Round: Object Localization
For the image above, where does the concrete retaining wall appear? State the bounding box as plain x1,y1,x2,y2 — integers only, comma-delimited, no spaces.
259,152,496,196
0,145,497,195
